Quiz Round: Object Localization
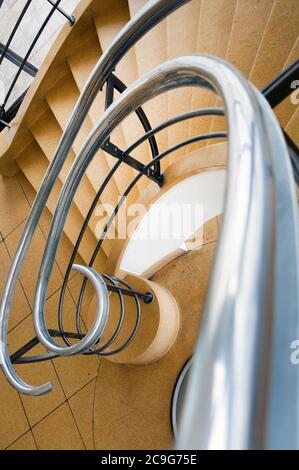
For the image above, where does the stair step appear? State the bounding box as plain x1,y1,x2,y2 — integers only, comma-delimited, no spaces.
94,0,130,52
30,108,97,221
67,32,104,125
166,1,201,160
187,0,237,156
46,72,93,155
93,0,144,195
208,0,299,145
17,171,85,275
128,0,168,166
249,0,299,89
46,70,127,202
67,35,124,208
208,0,274,143
17,141,106,270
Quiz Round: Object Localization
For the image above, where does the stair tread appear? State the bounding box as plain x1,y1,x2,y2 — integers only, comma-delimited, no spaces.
30,109,96,217
186,0,236,156
93,0,144,194
249,0,299,89
208,0,274,141
67,36,127,206
166,1,201,161
128,0,168,159
46,71,122,198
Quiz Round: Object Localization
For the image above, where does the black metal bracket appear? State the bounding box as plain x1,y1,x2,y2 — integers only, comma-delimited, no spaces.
102,140,164,186
106,282,153,303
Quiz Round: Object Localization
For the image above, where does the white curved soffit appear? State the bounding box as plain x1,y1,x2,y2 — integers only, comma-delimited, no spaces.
120,169,226,276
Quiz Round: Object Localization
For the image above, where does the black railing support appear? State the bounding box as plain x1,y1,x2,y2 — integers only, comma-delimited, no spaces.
103,73,163,182
106,282,153,303
103,140,164,186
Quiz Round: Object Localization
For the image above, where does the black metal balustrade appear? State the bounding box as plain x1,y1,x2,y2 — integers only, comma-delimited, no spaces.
12,273,153,364
0,0,75,129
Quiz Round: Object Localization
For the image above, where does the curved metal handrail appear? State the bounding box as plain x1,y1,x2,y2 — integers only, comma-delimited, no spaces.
0,0,190,395
48,263,109,355
33,54,298,449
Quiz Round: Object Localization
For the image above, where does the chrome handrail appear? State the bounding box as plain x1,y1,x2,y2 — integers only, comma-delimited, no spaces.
35,54,298,448
0,0,189,396
50,263,110,355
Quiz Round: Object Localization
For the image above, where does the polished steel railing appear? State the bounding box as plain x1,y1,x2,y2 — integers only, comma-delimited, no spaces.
0,0,298,450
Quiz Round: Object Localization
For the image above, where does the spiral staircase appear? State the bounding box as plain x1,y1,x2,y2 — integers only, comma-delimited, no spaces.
0,0,298,450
